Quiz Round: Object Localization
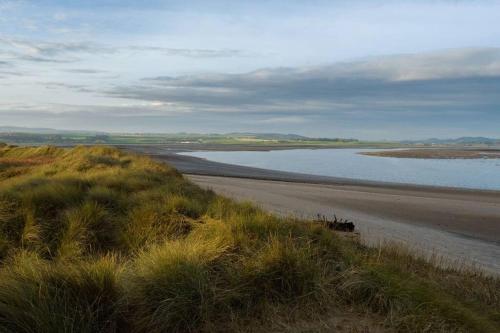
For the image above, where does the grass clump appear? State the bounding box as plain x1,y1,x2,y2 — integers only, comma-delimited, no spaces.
0,251,124,333
126,239,226,332
0,144,498,332
242,237,328,302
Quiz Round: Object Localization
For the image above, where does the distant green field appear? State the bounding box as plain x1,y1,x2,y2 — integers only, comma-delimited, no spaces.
0,132,402,148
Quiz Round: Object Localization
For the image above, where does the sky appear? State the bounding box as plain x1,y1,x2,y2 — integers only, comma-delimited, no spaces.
1,0,500,139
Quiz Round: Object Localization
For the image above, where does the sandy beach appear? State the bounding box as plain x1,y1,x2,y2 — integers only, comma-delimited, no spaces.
125,146,500,274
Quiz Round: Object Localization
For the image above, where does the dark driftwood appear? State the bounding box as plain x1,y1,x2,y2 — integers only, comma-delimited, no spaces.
315,214,355,232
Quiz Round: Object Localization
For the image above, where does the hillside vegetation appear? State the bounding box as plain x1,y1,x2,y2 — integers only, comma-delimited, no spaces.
0,145,498,332
0,130,396,148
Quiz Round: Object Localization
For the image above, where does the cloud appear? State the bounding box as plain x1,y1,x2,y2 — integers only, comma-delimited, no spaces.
64,69,107,74
53,12,68,22
107,48,500,115
0,37,248,65
0,37,114,59
337,48,500,81
2,1,500,139
258,116,308,124
127,46,244,58
0,38,110,63
0,0,20,11
0,60,25,76
0,70,24,77
19,55,77,63
43,82,95,93
0,101,187,117
0,37,112,56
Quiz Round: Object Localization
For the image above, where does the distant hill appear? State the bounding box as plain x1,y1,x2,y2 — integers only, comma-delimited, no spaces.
225,132,310,140
225,132,358,142
0,126,105,135
1,127,497,145
0,127,359,143
401,137,500,145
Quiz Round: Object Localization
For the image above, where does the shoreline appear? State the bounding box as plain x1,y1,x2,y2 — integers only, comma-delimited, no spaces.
123,145,500,273
135,148,500,196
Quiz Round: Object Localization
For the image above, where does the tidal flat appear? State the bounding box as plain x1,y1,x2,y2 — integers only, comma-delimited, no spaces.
361,148,500,159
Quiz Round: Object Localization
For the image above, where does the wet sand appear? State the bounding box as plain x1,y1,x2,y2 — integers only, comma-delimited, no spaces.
124,146,500,274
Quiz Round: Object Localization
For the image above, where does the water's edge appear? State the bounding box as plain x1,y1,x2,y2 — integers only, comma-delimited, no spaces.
181,148,500,190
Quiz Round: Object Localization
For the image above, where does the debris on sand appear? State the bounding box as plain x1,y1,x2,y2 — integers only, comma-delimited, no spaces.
315,214,355,232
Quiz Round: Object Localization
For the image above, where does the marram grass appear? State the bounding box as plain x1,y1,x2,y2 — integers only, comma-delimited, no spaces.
0,144,498,332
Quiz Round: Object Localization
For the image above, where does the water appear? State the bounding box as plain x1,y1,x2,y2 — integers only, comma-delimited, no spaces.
182,148,500,190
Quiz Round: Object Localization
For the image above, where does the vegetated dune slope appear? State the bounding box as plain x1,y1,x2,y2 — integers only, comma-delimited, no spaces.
0,145,498,333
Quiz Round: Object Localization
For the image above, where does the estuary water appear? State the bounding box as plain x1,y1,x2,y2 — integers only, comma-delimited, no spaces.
182,148,500,190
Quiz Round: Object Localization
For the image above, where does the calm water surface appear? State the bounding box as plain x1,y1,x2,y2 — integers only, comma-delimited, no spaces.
182,149,500,190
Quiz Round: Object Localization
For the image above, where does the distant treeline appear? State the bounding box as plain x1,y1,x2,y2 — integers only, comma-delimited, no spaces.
300,137,358,142
0,133,111,144
0,132,360,145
